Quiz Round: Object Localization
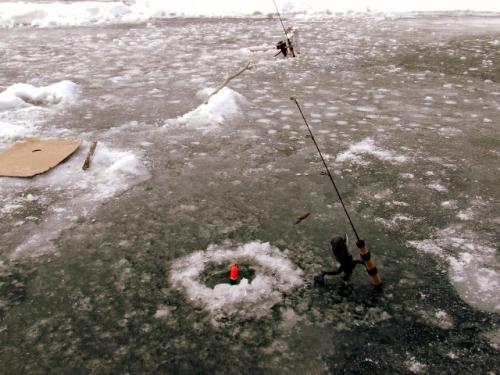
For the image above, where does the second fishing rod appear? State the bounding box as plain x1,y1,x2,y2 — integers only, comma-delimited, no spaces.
272,0,295,57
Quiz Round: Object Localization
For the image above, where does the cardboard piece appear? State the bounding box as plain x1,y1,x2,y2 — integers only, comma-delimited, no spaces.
0,138,82,178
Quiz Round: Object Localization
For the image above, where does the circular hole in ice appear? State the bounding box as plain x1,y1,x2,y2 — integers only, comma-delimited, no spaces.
169,241,304,319
199,262,256,288
32,149,42,153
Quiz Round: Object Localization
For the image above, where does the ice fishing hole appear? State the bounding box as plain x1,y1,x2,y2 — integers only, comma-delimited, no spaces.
199,262,256,288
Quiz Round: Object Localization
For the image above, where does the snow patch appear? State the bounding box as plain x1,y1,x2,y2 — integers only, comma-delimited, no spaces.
407,226,500,313
400,173,414,179
154,305,171,319
441,200,458,209
0,120,33,143
0,81,80,111
336,138,408,165
407,239,445,257
449,252,500,313
428,181,448,192
375,214,415,229
167,87,246,129
406,357,427,374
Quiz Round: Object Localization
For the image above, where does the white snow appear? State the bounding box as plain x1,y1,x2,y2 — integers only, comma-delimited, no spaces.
407,226,500,313
375,214,415,229
438,127,463,137
434,309,454,330
0,81,80,111
441,200,458,209
415,308,454,330
400,173,415,179
0,1,131,28
336,138,408,165
169,241,303,325
456,199,485,221
168,87,246,129
428,181,448,192
0,120,32,142
1,1,500,28
449,251,500,313
407,239,445,257
154,305,171,319
406,357,427,374
0,81,82,149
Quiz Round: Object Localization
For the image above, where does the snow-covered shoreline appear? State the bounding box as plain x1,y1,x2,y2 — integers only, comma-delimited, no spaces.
1,0,500,28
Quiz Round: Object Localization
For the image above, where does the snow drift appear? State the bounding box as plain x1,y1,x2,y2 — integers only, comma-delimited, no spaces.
1,0,499,28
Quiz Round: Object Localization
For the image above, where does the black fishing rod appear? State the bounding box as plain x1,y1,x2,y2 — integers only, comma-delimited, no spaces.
290,97,360,241
272,0,295,57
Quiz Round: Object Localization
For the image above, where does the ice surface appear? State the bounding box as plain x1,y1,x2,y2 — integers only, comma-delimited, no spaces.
169,241,303,324
1,10,499,373
1,1,499,28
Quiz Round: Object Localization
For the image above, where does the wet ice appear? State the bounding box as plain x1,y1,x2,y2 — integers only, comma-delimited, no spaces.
0,5,499,374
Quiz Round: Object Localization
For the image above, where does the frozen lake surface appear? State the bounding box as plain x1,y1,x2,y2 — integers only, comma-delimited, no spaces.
1,10,499,374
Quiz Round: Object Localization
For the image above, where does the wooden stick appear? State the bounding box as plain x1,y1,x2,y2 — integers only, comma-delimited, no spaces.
294,212,311,225
204,61,252,104
82,141,98,171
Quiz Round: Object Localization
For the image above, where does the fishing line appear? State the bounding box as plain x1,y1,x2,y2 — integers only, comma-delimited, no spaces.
290,97,361,241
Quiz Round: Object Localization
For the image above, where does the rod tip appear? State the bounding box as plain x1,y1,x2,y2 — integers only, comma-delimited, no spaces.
290,96,296,101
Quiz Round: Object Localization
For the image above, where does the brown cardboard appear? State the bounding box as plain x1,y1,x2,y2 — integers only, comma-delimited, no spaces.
0,138,82,178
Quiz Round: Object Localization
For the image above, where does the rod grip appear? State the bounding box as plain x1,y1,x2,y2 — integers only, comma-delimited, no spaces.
357,243,382,286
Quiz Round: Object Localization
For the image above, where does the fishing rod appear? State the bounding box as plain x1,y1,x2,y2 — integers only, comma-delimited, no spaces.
272,0,295,57
290,97,360,241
